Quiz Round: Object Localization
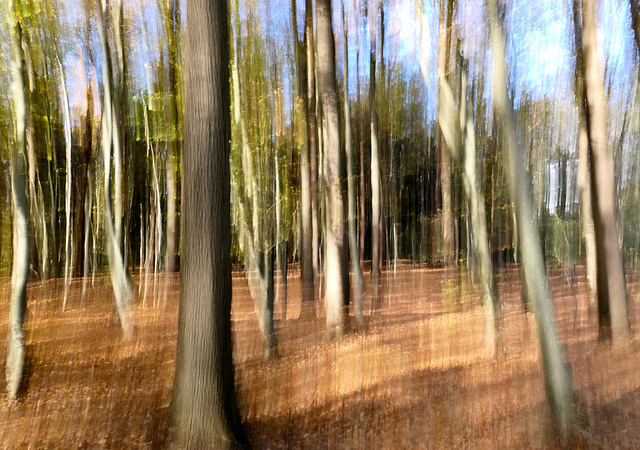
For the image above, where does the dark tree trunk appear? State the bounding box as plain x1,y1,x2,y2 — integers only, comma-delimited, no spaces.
75,82,93,278
579,0,629,341
169,0,247,446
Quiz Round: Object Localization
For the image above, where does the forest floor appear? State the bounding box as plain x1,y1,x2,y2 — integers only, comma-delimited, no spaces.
1,264,640,449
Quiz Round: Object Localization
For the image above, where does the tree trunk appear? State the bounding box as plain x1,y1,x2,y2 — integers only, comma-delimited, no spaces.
231,0,278,360
317,0,349,340
308,0,320,280
6,12,29,401
60,57,73,312
97,0,133,339
293,0,315,315
342,0,364,327
572,2,597,296
169,0,247,445
487,0,575,432
579,0,629,341
370,0,381,279
437,0,455,267
76,81,93,279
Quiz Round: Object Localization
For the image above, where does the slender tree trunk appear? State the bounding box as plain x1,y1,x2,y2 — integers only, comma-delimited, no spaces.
317,0,349,340
60,58,73,312
293,0,315,316
487,0,575,432
342,0,364,326
76,81,93,279
160,0,181,274
438,0,455,267
579,0,629,341
308,0,320,279
169,0,247,445
231,0,278,360
572,2,597,296
6,11,29,401
370,0,381,279
97,0,133,339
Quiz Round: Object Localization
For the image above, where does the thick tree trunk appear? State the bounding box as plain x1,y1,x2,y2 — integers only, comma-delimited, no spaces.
169,0,247,446
487,0,575,432
579,0,629,341
6,13,29,401
317,0,349,340
342,0,364,327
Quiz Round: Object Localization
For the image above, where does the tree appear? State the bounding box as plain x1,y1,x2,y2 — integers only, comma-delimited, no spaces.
369,0,381,279
572,0,597,298
230,0,278,361
437,0,456,267
97,0,134,339
577,0,629,341
486,0,575,432
6,0,30,400
317,0,349,340
169,0,247,446
342,0,364,327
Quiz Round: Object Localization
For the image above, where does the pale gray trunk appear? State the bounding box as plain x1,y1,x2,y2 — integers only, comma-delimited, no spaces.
487,0,575,431
459,64,499,355
317,0,348,340
231,0,277,359
6,14,29,401
60,58,73,312
342,0,364,326
370,2,381,278
98,0,133,339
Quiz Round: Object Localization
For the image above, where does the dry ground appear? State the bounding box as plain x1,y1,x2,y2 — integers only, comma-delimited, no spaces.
1,265,640,449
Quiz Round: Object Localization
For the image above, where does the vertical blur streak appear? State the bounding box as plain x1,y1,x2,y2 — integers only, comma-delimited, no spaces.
486,0,576,433
6,0,30,400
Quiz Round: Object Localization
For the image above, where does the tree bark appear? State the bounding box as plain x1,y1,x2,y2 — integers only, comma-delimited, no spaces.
6,10,29,401
97,0,134,339
438,0,455,267
317,0,349,340
370,0,381,279
572,0,597,296
487,0,575,432
293,0,315,316
579,0,629,341
307,0,320,281
342,0,364,327
169,0,247,446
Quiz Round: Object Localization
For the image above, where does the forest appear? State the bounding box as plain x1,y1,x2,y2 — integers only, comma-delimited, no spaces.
2,0,640,447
